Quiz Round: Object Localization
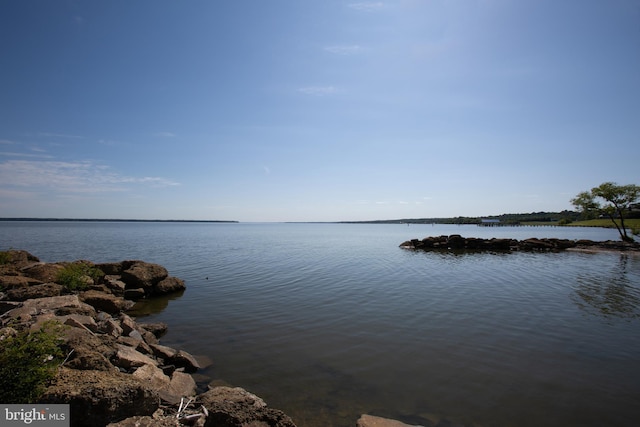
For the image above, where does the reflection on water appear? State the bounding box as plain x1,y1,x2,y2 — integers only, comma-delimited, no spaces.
127,290,185,317
573,254,640,319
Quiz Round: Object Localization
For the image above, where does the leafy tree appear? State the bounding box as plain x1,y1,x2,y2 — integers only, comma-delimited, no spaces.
571,182,640,242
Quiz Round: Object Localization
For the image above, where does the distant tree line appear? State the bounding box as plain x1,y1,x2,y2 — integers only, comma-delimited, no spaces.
341,211,581,225
482,211,581,225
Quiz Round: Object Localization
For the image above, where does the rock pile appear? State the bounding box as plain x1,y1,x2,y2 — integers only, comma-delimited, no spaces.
0,250,296,427
356,414,424,427
400,234,640,253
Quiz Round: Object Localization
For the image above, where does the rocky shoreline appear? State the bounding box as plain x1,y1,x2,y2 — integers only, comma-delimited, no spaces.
0,250,297,427
400,235,640,253
0,249,531,427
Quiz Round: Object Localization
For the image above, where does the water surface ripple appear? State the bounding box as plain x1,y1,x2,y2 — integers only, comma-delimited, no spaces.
1,222,639,426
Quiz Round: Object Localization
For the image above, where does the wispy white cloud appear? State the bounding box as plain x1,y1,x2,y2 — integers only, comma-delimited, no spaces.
0,160,179,194
36,132,83,139
97,139,119,146
0,160,104,192
298,86,338,96
348,2,384,12
126,176,180,187
324,45,364,55
263,166,271,175
0,151,54,159
0,139,53,158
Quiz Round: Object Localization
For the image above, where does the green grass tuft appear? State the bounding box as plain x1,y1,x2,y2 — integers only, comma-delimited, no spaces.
55,262,103,291
0,321,65,403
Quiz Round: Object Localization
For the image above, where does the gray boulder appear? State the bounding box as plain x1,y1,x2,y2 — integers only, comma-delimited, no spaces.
80,290,134,314
137,322,168,338
0,275,43,290
99,318,124,338
116,335,153,355
149,344,200,372
154,276,186,295
158,371,197,405
2,282,64,301
131,363,171,391
447,234,465,249
21,263,64,283
96,262,125,276
200,386,296,427
121,262,168,290
171,350,201,373
123,288,145,300
112,344,158,370
103,275,127,295
1,249,40,268
39,367,159,427
357,414,422,427
150,343,178,359
5,295,94,324
107,415,178,427
60,314,98,333
60,327,118,371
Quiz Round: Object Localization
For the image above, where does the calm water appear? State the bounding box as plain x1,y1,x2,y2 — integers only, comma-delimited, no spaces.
2,222,639,427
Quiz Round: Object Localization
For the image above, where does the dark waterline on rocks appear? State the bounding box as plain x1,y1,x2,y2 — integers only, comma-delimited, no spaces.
2,222,639,427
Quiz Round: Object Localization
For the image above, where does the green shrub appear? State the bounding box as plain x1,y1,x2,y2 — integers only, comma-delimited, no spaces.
56,262,103,291
0,321,65,403
0,252,9,291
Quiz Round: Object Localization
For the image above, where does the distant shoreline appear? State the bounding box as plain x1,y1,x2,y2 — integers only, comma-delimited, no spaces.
0,218,238,223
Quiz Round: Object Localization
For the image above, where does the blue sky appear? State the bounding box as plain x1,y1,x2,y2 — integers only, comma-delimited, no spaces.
1,1,639,222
